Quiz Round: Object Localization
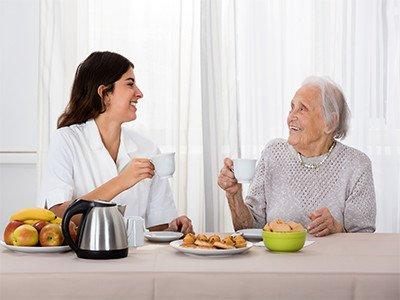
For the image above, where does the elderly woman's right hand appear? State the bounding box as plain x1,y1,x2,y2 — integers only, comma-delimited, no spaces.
218,158,242,197
119,158,155,189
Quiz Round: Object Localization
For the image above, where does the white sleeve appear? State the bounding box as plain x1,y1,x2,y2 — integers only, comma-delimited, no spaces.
145,174,178,228
38,130,75,209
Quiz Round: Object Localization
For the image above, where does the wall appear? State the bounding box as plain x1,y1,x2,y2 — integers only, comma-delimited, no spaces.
0,0,39,230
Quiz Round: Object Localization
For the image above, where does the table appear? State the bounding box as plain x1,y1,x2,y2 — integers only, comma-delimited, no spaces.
1,233,399,299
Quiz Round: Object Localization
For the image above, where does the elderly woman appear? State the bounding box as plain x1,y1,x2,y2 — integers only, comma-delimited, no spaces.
218,76,376,237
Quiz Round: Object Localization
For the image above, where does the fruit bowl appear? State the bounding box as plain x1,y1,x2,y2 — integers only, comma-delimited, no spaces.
262,230,306,252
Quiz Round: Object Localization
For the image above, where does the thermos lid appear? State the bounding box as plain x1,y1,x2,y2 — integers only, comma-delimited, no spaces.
91,200,116,207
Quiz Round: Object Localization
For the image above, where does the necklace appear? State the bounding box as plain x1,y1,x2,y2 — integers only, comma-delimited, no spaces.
297,141,336,169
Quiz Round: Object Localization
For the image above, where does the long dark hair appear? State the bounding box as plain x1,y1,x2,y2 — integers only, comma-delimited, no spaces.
57,51,134,128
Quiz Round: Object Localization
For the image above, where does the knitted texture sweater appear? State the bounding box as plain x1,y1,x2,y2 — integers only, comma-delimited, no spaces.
245,139,376,232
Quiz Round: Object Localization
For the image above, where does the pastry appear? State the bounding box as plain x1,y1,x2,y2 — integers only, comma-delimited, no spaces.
208,234,221,244
232,235,246,244
213,241,234,249
264,219,305,232
182,233,196,246
222,236,235,247
180,233,248,250
194,239,213,248
196,234,209,242
263,223,272,232
270,219,291,232
287,221,304,232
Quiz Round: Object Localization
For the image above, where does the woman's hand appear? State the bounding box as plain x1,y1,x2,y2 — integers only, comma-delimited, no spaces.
166,215,194,234
118,158,155,189
218,158,242,197
308,207,343,237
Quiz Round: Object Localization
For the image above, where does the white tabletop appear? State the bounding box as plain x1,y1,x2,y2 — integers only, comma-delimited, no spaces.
1,233,399,300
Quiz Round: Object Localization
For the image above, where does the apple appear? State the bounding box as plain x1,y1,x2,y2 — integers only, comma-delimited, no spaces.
69,221,78,243
12,224,39,246
33,220,49,232
62,221,78,245
3,221,24,245
39,224,64,246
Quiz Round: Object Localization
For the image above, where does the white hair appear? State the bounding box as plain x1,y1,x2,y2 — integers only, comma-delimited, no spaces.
301,76,350,140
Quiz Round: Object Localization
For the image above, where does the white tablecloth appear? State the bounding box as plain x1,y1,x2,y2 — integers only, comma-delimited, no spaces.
1,233,399,299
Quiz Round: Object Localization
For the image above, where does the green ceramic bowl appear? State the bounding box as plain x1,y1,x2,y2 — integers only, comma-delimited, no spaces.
262,230,306,252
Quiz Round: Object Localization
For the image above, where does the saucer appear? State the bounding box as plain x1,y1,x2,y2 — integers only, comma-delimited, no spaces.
144,231,183,242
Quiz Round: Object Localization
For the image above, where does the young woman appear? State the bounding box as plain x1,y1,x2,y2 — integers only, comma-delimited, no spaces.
39,51,193,233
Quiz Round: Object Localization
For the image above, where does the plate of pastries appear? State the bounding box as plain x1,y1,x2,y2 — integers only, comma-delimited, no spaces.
170,233,253,256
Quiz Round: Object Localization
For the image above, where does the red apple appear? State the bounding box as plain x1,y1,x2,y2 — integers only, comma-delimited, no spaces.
62,221,78,245
12,224,39,246
33,220,49,232
39,224,64,246
3,221,24,245
69,221,78,243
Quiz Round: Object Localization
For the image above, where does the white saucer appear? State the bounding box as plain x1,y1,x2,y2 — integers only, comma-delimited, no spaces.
144,231,183,242
236,228,263,240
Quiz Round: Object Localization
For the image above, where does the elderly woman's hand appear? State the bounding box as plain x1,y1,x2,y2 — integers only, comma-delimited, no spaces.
166,215,194,234
218,158,242,197
308,207,344,237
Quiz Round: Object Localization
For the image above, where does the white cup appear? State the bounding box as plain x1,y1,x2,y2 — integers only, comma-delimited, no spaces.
233,159,257,183
150,152,175,178
124,216,145,247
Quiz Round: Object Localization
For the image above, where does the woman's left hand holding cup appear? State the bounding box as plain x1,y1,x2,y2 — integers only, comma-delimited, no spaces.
118,158,155,189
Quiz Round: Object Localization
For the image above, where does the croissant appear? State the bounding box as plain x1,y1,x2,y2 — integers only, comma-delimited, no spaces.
222,236,235,246
213,241,234,249
182,233,196,246
208,234,221,244
196,234,209,242
194,239,213,248
232,235,246,244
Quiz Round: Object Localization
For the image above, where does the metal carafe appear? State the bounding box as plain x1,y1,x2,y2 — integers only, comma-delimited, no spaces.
62,199,128,259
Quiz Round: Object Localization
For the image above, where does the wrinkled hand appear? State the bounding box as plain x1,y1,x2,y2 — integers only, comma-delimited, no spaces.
218,158,242,197
166,215,194,234
119,158,155,189
308,207,343,237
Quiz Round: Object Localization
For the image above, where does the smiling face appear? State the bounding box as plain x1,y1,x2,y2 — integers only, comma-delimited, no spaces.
102,67,143,123
287,85,332,155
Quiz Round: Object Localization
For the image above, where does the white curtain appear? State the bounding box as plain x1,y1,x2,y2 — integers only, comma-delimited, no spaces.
234,0,400,233
37,0,205,231
38,0,400,233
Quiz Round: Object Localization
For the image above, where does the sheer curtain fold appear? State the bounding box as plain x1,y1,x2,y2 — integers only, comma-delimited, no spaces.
201,0,240,232
37,0,80,196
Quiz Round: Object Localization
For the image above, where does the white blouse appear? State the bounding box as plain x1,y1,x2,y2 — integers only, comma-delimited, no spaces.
38,119,177,228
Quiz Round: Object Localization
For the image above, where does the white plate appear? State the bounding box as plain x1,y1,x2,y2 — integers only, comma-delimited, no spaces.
170,240,253,256
1,240,71,253
236,228,263,240
144,231,183,242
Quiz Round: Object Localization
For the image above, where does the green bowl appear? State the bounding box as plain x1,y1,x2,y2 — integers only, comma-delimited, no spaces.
262,230,306,252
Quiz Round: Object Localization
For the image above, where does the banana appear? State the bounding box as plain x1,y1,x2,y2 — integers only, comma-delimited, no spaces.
50,217,62,224
23,219,41,225
10,208,56,222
